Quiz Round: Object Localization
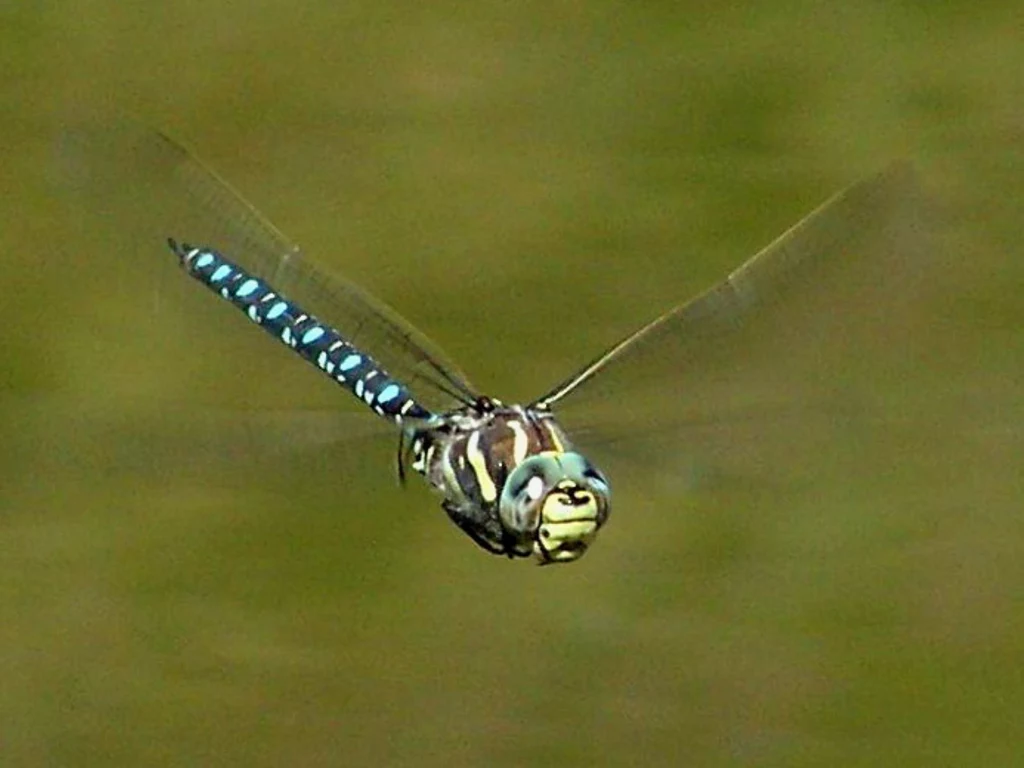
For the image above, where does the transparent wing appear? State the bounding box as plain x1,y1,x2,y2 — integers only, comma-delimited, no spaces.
1,394,397,480
534,163,943,480
59,116,477,413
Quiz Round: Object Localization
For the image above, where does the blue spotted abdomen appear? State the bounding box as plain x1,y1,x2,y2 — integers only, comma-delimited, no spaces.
169,240,432,422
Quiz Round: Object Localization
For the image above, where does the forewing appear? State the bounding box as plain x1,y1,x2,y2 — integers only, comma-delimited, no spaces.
536,163,944,481
59,116,477,413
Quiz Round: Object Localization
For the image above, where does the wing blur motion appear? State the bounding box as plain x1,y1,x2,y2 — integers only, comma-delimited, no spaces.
59,117,478,413
535,163,944,481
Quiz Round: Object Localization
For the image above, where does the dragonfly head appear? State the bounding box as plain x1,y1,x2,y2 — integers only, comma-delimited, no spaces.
499,451,611,565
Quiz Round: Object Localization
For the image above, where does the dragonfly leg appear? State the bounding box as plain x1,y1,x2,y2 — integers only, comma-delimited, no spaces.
441,500,510,557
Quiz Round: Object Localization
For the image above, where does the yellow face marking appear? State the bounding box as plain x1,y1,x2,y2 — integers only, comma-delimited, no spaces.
534,518,598,563
508,420,529,465
466,430,497,504
541,519,598,542
542,491,597,523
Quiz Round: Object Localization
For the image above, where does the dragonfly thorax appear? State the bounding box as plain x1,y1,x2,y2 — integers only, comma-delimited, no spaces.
407,402,611,564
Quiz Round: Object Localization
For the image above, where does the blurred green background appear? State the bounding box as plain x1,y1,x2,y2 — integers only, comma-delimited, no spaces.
2,2,1023,765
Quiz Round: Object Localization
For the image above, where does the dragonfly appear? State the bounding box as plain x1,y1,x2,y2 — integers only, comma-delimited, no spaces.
70,123,930,564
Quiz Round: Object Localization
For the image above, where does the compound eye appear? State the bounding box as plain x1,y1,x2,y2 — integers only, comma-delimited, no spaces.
560,453,609,495
508,468,549,502
500,455,562,539
524,474,546,502
584,467,608,489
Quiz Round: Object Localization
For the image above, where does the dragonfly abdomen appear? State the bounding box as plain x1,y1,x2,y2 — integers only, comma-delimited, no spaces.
169,239,431,422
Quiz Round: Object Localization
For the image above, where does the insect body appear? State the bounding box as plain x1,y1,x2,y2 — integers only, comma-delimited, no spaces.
168,238,609,563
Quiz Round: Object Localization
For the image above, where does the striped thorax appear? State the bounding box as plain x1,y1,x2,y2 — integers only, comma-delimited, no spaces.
408,398,611,564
